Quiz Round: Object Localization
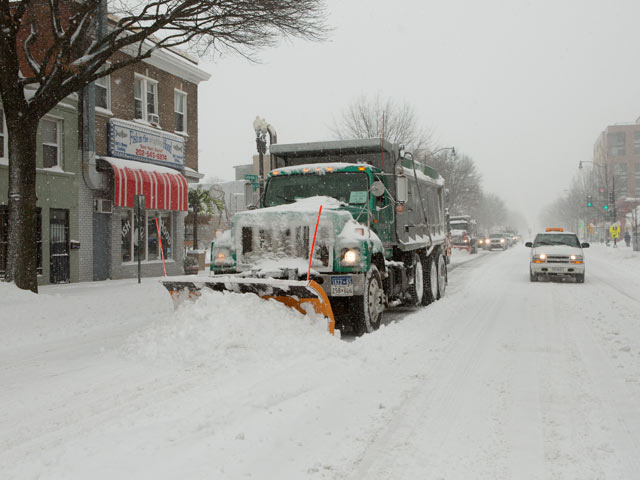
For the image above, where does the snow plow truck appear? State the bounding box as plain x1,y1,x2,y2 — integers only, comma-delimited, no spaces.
163,138,449,335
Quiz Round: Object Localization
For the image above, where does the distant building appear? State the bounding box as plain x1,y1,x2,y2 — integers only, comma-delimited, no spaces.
593,118,640,227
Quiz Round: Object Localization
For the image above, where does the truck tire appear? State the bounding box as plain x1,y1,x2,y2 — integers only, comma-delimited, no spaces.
575,273,585,283
424,255,438,305
436,253,447,299
407,252,425,306
530,269,537,282
352,265,384,336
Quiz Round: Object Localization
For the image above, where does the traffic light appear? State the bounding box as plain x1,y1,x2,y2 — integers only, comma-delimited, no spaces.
604,204,609,210
586,195,593,207
608,191,614,203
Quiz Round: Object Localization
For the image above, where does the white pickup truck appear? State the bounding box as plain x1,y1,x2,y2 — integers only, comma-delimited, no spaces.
525,229,589,283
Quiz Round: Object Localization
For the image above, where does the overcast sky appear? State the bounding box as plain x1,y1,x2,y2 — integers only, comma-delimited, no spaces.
197,0,640,228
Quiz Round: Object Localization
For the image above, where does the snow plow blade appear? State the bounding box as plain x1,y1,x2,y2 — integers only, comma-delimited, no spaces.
162,277,335,334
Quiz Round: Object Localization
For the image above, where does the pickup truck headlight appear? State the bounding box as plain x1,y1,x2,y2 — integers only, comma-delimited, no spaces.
570,254,583,264
500,238,505,243
213,247,233,266
533,253,546,263
341,248,360,265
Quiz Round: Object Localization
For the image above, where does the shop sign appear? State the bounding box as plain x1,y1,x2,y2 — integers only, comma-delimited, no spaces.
108,118,185,168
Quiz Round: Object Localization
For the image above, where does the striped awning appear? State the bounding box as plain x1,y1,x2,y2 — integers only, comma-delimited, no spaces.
99,157,188,211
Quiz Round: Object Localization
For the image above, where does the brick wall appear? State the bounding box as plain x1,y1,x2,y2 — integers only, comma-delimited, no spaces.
95,52,199,171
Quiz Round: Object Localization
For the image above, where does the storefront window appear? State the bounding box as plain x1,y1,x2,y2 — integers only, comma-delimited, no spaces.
159,213,172,259
133,209,145,262
147,213,159,260
120,209,173,263
121,210,132,262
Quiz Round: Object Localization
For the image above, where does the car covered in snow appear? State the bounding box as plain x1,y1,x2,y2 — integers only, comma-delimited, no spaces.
525,229,589,283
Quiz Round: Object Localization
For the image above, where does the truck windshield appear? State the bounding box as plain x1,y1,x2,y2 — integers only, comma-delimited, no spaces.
264,172,370,207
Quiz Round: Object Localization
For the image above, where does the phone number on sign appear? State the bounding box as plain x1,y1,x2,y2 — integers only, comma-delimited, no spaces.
136,149,167,161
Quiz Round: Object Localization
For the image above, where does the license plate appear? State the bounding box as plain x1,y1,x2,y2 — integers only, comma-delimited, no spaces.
331,276,353,296
552,267,564,272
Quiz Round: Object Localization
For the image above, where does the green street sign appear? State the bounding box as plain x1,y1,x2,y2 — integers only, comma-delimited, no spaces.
244,174,258,181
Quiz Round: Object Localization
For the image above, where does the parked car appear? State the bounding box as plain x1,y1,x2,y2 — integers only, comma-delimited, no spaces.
525,228,589,283
488,233,508,250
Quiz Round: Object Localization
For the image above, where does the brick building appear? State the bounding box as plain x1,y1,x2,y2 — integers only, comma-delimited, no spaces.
2,4,210,284
80,32,211,281
592,118,640,230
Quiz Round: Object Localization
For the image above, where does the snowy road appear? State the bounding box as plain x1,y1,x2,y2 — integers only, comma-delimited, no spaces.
2,245,640,479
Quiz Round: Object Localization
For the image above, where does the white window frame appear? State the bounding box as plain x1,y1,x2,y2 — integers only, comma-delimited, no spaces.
174,89,187,134
134,74,158,123
95,65,111,112
0,108,7,162
41,116,62,169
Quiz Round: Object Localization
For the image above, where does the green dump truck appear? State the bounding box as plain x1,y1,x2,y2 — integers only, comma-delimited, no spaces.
196,138,449,335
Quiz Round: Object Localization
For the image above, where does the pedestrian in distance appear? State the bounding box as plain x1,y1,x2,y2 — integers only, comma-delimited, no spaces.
624,230,631,247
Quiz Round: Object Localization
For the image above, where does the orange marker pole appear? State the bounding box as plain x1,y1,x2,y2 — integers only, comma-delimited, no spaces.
155,217,168,277
307,205,323,282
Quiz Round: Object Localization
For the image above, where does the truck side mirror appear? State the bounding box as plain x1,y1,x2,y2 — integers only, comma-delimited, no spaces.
396,176,408,203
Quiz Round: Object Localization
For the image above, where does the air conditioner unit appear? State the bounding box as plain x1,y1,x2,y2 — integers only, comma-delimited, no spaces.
94,198,113,214
147,113,159,125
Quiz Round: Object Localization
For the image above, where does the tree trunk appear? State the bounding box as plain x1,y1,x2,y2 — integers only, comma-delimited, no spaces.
4,114,39,293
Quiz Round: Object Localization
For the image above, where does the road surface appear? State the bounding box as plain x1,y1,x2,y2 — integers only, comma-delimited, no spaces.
1,245,639,479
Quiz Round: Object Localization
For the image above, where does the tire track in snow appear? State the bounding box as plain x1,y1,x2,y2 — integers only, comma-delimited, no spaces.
347,248,522,479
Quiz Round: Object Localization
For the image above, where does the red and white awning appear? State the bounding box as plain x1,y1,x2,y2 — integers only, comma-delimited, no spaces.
100,157,188,211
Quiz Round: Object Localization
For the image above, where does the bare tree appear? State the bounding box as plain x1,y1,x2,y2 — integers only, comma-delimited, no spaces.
473,193,509,233
330,93,432,153
427,152,483,217
0,0,327,291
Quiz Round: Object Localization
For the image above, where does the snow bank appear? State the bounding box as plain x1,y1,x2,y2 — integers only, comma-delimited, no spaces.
123,290,342,369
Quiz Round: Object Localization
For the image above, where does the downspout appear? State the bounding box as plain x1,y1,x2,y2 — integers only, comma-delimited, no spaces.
81,0,107,190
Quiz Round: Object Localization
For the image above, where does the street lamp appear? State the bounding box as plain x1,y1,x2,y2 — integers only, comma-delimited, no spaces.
253,116,268,196
424,146,456,160
252,116,278,198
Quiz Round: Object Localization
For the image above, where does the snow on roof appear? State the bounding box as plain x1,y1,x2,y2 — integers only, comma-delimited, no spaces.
270,163,376,176
402,166,444,186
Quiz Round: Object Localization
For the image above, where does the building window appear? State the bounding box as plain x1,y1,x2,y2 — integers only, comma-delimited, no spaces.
95,69,111,110
0,108,6,160
121,210,133,262
634,132,640,155
121,209,172,262
174,90,187,133
608,132,626,157
635,163,640,197
41,118,61,169
1,206,41,277
613,163,627,196
134,75,158,123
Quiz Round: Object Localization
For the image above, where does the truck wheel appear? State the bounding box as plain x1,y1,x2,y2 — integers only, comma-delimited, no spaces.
352,265,384,336
436,253,447,299
407,252,425,306
530,269,537,282
424,255,438,305
575,273,585,283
